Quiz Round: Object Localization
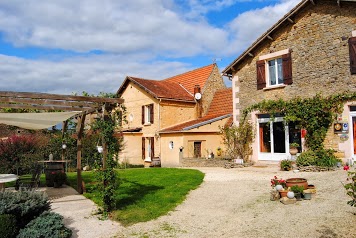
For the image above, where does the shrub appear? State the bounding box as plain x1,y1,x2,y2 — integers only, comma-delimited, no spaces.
0,190,50,228
0,214,17,238
297,149,338,168
315,149,338,167
17,211,72,238
280,159,293,171
344,169,356,208
296,150,317,167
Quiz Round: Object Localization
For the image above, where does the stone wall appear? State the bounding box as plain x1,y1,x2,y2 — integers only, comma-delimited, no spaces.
234,1,356,114
233,1,356,154
180,157,229,167
201,64,226,116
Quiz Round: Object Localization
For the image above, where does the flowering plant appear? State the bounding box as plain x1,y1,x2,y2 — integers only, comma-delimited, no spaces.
50,170,67,185
270,176,286,188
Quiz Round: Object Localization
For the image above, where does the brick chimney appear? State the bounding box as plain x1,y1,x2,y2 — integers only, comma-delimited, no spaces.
194,85,202,118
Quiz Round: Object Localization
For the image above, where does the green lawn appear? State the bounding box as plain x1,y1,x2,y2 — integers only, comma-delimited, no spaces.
66,168,204,226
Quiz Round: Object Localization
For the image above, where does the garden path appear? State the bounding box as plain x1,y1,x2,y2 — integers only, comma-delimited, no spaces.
49,165,356,238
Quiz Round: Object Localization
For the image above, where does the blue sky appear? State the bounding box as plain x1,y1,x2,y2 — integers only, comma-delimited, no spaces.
0,0,301,95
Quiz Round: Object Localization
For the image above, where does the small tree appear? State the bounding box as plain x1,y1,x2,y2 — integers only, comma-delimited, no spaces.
220,119,255,163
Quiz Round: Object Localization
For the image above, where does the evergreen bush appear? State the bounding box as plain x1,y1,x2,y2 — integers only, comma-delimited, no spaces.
17,211,72,238
0,190,50,228
0,214,17,238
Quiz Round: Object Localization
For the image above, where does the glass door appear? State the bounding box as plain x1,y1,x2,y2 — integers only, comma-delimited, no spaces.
258,117,289,161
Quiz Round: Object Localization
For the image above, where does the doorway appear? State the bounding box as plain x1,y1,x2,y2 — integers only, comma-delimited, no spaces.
258,116,300,161
194,142,202,158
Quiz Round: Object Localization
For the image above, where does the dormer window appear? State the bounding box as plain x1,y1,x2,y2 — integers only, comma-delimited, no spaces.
142,104,154,125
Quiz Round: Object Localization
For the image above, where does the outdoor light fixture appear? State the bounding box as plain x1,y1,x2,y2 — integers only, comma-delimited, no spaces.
62,143,67,149
97,146,103,153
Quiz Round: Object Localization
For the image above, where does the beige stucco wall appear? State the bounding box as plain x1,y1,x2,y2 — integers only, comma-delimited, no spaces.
160,118,228,167
160,101,196,129
120,82,160,164
119,132,143,165
232,1,356,162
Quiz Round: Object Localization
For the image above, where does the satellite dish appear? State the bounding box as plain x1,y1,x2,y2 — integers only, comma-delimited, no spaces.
194,93,202,100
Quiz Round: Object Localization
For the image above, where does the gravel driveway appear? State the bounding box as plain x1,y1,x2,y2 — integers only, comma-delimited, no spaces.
51,166,356,238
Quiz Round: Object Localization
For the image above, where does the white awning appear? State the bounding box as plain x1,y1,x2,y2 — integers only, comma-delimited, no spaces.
0,111,81,130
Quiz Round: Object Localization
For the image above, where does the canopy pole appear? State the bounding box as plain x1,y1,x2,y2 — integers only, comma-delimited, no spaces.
61,120,68,161
76,114,86,194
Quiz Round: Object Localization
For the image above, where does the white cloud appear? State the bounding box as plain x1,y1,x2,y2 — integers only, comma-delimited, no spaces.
224,0,301,55
0,0,228,56
0,0,302,94
0,54,192,95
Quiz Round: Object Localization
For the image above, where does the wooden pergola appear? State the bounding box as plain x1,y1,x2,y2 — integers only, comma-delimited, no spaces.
0,91,124,194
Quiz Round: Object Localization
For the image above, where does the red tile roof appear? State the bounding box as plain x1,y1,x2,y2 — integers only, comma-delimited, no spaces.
117,64,216,102
164,64,215,94
128,77,194,101
160,88,232,133
206,88,232,116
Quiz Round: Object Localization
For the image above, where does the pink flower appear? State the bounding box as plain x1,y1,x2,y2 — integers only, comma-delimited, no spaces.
344,165,350,171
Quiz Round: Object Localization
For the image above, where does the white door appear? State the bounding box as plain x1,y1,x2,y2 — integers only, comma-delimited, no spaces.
258,117,289,161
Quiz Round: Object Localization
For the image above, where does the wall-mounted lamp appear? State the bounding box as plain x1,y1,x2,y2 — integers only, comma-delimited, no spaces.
97,146,103,153
62,143,67,150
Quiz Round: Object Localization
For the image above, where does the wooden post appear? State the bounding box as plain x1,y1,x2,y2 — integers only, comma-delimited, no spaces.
76,114,86,194
61,120,68,161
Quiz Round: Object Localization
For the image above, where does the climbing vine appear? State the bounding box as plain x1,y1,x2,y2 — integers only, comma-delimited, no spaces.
243,92,356,151
90,103,126,213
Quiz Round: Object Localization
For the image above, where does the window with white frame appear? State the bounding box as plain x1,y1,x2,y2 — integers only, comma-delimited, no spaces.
256,49,292,90
268,58,284,86
142,104,154,125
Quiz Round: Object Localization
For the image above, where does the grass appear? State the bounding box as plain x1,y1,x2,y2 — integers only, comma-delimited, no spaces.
66,168,204,226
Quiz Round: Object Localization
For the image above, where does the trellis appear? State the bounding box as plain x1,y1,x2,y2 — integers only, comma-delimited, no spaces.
0,91,124,194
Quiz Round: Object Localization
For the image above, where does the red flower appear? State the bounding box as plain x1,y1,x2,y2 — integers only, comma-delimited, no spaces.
344,165,350,171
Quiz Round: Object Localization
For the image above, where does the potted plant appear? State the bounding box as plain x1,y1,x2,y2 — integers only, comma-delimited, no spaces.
280,159,293,171
289,142,299,155
291,185,304,201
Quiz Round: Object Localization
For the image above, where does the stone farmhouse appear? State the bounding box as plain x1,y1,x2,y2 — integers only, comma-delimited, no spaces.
117,64,232,167
222,0,356,164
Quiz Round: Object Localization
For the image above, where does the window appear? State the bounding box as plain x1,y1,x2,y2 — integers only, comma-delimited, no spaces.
142,104,154,125
349,37,356,75
268,58,283,86
256,51,292,90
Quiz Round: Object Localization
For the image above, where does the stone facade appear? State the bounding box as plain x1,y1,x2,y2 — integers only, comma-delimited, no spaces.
200,65,226,116
235,1,356,114
230,1,356,162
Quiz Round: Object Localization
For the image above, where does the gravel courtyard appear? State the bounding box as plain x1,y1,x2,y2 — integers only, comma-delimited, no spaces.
52,166,356,238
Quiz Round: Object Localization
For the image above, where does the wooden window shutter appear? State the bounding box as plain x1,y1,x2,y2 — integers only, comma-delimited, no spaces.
142,137,145,160
256,60,266,90
149,104,154,124
349,37,356,75
150,137,154,158
282,53,293,85
142,106,145,124
118,111,123,127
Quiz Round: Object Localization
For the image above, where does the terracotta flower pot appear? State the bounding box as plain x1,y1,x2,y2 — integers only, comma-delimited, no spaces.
286,178,308,189
279,190,288,198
